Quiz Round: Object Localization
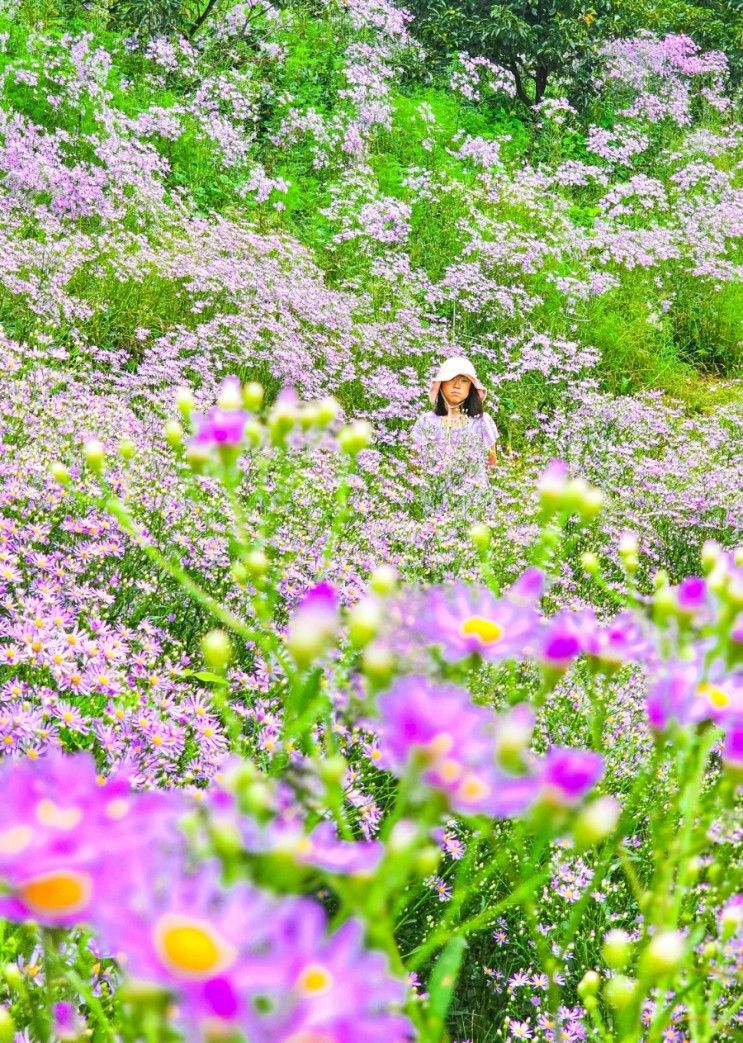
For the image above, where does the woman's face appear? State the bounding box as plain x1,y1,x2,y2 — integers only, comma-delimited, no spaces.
440,375,472,406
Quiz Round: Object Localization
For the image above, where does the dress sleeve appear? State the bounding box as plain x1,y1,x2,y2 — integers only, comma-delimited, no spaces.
480,413,499,448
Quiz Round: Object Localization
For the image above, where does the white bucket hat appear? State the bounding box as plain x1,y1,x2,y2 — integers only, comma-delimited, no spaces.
429,355,487,405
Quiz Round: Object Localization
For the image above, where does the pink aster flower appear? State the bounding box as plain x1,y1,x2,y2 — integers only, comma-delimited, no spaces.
647,660,742,731
286,582,340,665
103,862,277,1041
537,611,585,672
377,676,539,818
241,815,383,876
191,407,248,448
416,575,542,663
0,751,182,928
258,899,413,1042
580,610,651,670
722,721,743,774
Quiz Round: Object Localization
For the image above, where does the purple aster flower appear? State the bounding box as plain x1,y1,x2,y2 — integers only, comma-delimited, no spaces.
416,578,542,663
536,747,604,807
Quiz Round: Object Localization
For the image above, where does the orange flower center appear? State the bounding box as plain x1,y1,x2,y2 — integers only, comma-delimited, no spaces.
19,871,91,916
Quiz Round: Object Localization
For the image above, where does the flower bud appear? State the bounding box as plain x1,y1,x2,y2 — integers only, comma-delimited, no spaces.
83,438,105,474
286,583,339,668
604,974,636,1009
175,386,195,421
50,463,71,487
494,704,534,771
201,629,233,672
318,754,347,787
244,419,263,448
537,460,568,514
362,641,394,683
348,597,383,647
369,564,398,596
243,381,264,412
580,551,600,576
468,523,492,550
577,487,604,523
299,403,320,431
268,400,298,446
338,420,372,457
602,929,631,970
727,575,743,608
0,1008,14,1043
573,795,620,848
577,970,600,998
245,549,268,578
388,819,418,854
185,440,210,471
640,930,685,978
721,898,743,940
217,377,243,411
2,963,21,988
701,540,722,573
231,561,248,585
164,420,183,449
414,845,440,876
316,396,340,428
618,532,639,574
119,438,135,461
563,477,590,515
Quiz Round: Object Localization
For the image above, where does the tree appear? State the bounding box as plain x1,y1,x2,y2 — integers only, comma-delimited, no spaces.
406,1,610,106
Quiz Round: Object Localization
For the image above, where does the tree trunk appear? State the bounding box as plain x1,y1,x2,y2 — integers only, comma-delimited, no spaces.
508,62,533,108
534,65,550,105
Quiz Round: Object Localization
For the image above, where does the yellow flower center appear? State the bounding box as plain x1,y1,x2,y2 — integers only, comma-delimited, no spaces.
459,616,504,646
19,871,91,916
427,732,454,759
36,800,82,831
697,682,729,709
0,824,32,855
438,758,464,783
154,916,236,979
456,773,491,804
296,963,334,997
105,798,130,820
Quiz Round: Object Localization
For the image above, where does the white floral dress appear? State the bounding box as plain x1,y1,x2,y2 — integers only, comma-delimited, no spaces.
410,412,499,509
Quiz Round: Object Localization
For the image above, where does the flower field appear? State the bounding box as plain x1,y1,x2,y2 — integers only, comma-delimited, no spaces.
0,0,741,1040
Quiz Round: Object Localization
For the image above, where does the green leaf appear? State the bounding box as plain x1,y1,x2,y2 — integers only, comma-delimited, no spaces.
425,935,467,1036
183,669,230,686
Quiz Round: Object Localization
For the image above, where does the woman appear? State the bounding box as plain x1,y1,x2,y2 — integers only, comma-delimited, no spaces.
410,356,498,506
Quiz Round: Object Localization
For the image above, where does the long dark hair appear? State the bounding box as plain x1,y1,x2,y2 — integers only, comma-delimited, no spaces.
434,384,484,418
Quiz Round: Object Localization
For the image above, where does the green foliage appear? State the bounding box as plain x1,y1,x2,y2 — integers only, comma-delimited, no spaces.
405,0,612,105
